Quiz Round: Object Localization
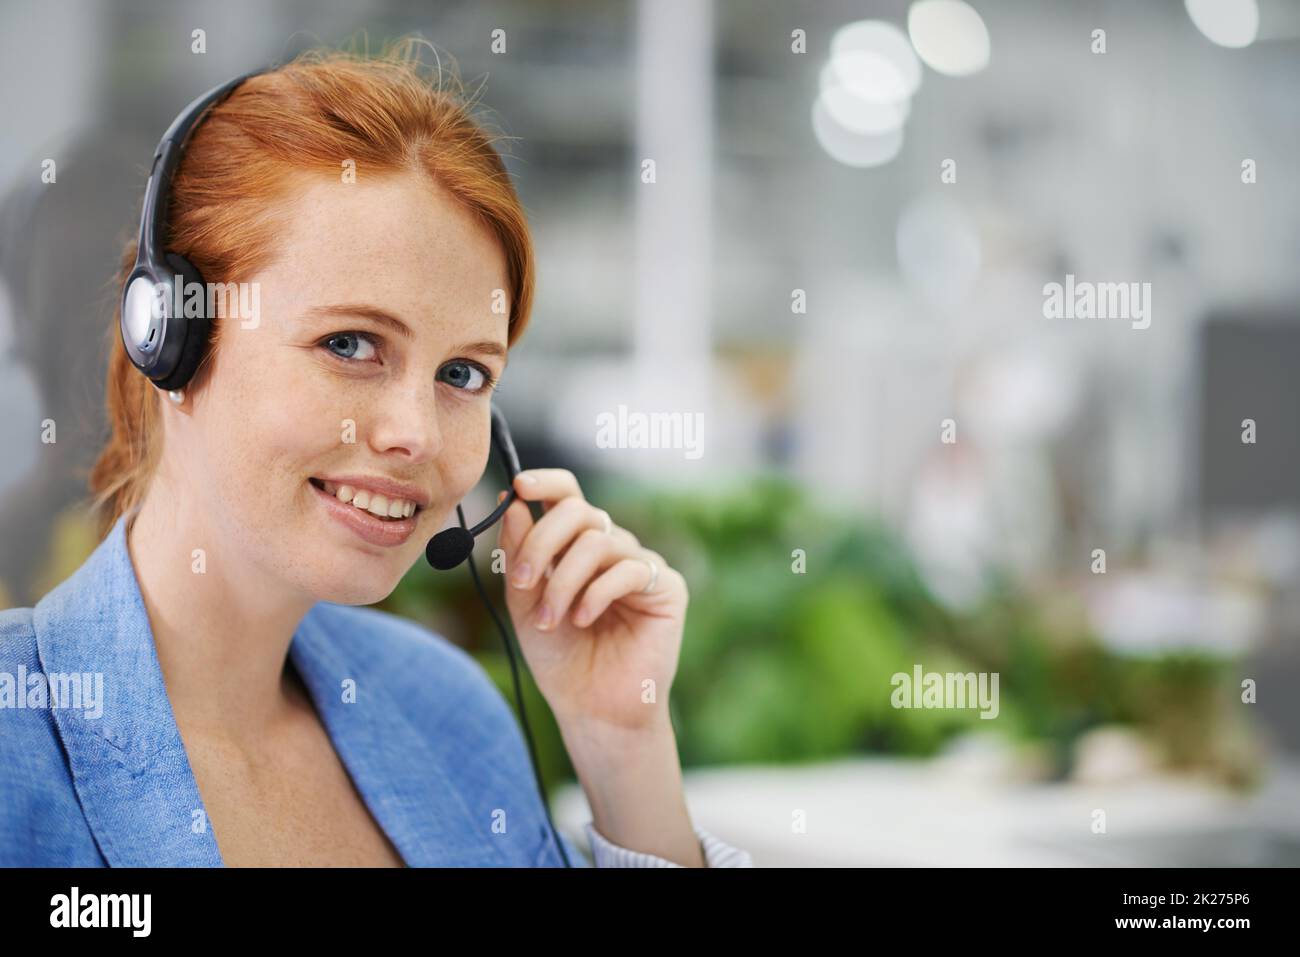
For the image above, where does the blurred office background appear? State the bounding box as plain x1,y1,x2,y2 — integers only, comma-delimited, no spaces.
2,0,1298,864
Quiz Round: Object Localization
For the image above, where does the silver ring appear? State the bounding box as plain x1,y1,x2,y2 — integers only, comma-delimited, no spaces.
639,558,659,594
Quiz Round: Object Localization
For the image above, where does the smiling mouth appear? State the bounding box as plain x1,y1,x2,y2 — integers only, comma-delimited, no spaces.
308,476,421,522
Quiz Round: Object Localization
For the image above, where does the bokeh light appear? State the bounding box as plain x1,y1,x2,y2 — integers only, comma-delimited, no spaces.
907,0,991,77
1185,0,1259,48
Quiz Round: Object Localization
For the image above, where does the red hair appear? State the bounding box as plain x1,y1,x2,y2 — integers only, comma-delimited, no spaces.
88,38,534,541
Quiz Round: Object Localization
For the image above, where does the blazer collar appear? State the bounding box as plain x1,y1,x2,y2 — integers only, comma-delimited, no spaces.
32,510,497,867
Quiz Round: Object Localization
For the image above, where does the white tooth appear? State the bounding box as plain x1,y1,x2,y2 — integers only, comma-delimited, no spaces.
367,494,390,518
353,489,371,509
337,484,355,503
403,500,415,518
388,498,404,518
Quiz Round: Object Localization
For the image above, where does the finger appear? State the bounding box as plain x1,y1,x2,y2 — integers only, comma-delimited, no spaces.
532,528,640,631
512,468,582,513
496,489,535,570
550,508,639,564
508,497,607,591
503,498,639,592
570,557,662,628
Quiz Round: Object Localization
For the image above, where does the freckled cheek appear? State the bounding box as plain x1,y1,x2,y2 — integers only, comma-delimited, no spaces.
429,431,493,518
214,385,334,506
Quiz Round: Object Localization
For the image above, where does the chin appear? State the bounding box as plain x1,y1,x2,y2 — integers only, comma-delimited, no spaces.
313,569,403,607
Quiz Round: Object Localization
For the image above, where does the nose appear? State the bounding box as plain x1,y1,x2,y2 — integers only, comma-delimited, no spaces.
367,375,443,465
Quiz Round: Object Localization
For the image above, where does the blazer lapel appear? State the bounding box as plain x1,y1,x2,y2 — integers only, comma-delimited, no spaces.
32,511,223,866
290,609,510,867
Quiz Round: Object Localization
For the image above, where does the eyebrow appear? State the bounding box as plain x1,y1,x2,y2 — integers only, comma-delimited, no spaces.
304,303,508,362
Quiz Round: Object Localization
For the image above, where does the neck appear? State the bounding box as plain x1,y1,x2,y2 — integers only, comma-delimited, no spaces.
125,477,317,746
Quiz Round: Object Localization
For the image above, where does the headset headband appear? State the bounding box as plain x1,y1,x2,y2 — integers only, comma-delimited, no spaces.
121,67,267,389
137,69,266,260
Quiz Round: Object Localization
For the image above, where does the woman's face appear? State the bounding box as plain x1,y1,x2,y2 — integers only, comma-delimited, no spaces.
168,171,511,605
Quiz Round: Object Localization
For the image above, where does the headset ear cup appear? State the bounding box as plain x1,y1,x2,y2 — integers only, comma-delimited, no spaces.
153,253,211,392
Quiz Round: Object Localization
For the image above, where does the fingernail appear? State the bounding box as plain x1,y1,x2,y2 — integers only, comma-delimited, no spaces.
497,490,508,504
511,563,532,588
534,604,553,629
518,472,538,486
572,607,590,627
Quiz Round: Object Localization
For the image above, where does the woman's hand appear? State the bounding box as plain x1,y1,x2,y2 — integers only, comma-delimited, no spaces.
494,468,688,735
494,468,706,866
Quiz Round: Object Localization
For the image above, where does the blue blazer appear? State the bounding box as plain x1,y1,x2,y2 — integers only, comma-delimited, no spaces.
0,511,588,867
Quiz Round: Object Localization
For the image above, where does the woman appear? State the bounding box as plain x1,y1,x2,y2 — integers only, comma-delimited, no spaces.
0,40,751,868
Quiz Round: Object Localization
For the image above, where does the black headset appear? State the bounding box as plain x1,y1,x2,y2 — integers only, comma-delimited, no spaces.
119,69,265,392
121,69,573,867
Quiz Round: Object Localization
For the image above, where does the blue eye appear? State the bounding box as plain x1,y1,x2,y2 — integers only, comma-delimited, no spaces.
322,332,376,362
439,360,499,394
